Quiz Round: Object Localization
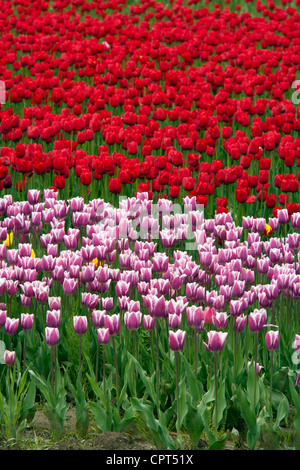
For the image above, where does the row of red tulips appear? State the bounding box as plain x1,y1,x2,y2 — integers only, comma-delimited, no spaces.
0,0,300,224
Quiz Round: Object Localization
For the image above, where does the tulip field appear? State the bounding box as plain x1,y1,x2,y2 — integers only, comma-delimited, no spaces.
1,0,300,453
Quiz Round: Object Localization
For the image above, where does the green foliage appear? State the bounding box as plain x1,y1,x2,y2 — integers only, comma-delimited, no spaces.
0,365,36,445
29,366,69,440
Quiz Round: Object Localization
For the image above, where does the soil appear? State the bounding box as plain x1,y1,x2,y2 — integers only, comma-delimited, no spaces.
0,406,155,450
0,404,292,450
0,405,243,451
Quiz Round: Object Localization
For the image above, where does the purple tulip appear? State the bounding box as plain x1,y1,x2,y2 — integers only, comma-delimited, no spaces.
247,360,263,376
80,264,96,283
148,295,167,319
64,234,78,250
18,243,32,257
97,327,110,345
203,330,228,352
45,327,60,346
68,197,84,212
169,329,186,351
278,209,289,225
69,264,80,279
233,314,247,333
0,310,7,327
46,310,61,328
81,292,99,310
81,245,97,262
92,310,106,328
63,278,78,295
115,280,131,297
291,213,300,230
104,314,120,336
168,313,182,329
4,350,16,366
48,296,61,310
27,190,41,205
212,311,229,330
20,294,32,308
124,311,142,330
167,298,188,316
186,305,203,328
293,334,300,353
34,284,50,303
21,313,34,331
0,227,7,242
265,330,280,351
152,253,169,273
143,314,155,331
73,316,88,335
6,280,18,297
248,308,267,332
7,249,19,265
118,295,130,311
4,317,19,335
96,266,110,283
101,297,113,311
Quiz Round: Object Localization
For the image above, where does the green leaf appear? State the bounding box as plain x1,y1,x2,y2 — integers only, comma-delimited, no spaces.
89,402,109,432
247,361,259,410
20,380,36,424
236,387,256,430
212,379,227,429
127,353,158,407
274,397,289,432
184,393,204,449
289,377,300,430
75,402,89,438
116,406,134,433
181,354,201,403
208,436,227,450
176,379,188,432
130,397,175,450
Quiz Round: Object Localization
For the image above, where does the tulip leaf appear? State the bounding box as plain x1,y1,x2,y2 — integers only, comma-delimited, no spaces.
288,377,300,430
273,397,289,432
208,436,227,450
130,397,176,450
247,361,260,410
184,392,205,449
181,354,201,403
212,379,227,429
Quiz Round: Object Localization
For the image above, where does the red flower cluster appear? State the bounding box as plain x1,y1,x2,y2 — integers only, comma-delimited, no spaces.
0,0,299,221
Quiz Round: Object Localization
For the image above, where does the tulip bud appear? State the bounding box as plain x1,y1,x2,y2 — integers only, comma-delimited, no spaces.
4,350,16,366
169,329,186,351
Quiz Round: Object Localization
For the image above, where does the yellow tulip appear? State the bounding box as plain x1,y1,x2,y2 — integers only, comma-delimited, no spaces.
264,224,272,236
3,232,13,248
31,249,36,258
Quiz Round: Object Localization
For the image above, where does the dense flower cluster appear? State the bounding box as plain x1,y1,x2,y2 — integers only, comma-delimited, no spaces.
0,0,300,223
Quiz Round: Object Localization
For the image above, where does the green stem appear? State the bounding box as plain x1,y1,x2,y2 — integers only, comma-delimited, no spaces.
103,345,106,402
96,341,99,382
175,351,180,441
270,351,273,418
23,331,27,371
194,328,198,385
112,336,119,403
51,345,55,393
79,336,82,384
254,333,258,409
214,351,218,438
155,318,160,411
